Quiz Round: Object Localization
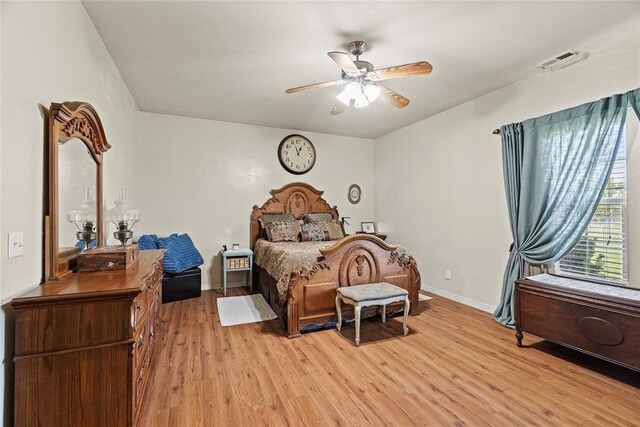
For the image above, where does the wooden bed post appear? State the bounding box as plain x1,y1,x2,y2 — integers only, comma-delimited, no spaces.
287,271,302,338
409,258,421,315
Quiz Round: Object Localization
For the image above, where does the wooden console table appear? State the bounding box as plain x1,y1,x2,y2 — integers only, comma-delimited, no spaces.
515,274,640,372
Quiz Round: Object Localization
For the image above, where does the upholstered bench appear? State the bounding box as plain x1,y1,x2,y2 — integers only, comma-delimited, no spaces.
335,282,410,346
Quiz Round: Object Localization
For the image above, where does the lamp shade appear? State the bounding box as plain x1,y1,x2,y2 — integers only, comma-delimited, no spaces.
106,189,140,223
336,81,380,108
66,188,96,224
363,83,381,102
354,92,370,108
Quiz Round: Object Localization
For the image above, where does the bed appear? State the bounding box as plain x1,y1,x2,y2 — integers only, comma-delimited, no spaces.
250,182,421,338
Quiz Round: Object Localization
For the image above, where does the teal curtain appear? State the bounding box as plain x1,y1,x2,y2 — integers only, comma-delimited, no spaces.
629,88,640,120
493,93,629,327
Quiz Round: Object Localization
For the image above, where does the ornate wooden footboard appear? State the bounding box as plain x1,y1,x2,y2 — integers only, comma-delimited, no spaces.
287,234,420,338
250,182,421,338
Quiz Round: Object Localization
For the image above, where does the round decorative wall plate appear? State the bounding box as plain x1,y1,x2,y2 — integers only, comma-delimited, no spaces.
348,184,361,204
278,134,316,175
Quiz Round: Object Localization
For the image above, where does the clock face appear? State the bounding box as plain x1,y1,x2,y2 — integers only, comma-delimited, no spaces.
278,134,316,175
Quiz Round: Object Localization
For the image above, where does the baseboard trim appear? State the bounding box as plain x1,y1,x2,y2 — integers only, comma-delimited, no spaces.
203,282,496,313
421,284,495,314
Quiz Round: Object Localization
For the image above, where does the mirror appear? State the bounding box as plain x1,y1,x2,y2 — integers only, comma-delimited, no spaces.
58,138,98,253
45,102,110,281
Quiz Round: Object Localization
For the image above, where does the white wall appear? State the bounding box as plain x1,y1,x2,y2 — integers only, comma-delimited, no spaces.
374,24,640,313
136,112,376,290
0,1,139,425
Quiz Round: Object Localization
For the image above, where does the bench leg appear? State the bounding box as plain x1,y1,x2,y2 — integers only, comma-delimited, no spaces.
403,296,410,335
335,295,342,332
381,304,387,323
354,305,362,346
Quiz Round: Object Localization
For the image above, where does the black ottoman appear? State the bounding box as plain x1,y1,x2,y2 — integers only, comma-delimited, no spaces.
162,267,202,303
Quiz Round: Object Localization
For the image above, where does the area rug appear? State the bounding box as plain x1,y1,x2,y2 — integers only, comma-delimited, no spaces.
217,294,278,326
419,293,433,302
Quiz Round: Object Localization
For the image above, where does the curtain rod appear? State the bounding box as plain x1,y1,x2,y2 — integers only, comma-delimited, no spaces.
492,96,638,136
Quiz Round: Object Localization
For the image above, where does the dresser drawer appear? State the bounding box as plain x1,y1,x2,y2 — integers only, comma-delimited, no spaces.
134,319,149,370
152,268,163,287
133,290,148,329
134,348,151,410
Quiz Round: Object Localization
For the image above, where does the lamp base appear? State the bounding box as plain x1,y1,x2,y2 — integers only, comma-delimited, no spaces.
76,222,96,251
114,221,133,246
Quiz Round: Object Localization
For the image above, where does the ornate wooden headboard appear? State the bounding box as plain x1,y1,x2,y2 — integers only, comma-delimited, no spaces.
250,182,340,249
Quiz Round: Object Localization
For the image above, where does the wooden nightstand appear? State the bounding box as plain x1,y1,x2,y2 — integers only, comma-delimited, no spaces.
222,249,253,296
355,231,387,241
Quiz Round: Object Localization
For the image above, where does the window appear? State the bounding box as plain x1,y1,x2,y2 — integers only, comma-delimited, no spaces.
557,113,639,285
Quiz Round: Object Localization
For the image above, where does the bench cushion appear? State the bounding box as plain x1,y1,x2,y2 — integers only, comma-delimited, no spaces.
337,283,408,302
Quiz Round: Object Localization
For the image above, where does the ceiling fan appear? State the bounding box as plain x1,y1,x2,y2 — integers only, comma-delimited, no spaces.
285,41,433,115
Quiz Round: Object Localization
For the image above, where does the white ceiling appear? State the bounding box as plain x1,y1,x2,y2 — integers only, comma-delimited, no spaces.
83,1,640,139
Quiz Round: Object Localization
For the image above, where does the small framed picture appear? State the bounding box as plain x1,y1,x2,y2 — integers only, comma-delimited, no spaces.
361,222,376,234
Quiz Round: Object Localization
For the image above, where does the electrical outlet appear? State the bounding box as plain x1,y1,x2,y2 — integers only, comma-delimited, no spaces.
445,269,451,280
8,232,24,258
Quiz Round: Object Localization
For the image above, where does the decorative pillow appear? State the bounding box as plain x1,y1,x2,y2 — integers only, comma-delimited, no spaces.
259,213,295,227
300,223,331,241
157,233,204,273
302,213,334,224
265,220,301,242
318,219,345,240
137,234,159,250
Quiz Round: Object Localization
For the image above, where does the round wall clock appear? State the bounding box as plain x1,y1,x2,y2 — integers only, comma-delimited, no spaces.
278,134,316,175
348,184,361,204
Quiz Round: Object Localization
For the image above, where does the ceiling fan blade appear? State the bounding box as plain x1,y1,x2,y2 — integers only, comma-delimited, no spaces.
375,83,410,108
285,79,348,94
327,51,362,77
330,102,345,116
366,61,433,82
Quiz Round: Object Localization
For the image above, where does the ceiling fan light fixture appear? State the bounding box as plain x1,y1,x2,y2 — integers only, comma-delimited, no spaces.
337,81,361,106
354,92,370,108
363,83,381,102
286,40,432,114
344,82,361,98
336,89,352,106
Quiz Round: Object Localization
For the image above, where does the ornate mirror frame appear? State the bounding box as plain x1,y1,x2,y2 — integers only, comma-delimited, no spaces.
45,102,111,281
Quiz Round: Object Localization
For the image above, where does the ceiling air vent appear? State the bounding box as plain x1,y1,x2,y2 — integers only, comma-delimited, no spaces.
537,50,589,72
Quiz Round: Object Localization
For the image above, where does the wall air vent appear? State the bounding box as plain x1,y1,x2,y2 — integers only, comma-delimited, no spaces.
537,50,589,72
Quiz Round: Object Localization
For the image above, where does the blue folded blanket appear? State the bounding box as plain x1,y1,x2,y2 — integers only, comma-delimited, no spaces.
138,234,158,250
137,233,204,274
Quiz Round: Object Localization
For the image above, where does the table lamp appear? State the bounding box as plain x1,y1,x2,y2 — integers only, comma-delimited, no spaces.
66,188,96,251
106,189,140,245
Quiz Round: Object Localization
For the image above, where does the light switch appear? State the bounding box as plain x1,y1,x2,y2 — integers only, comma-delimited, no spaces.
8,232,24,258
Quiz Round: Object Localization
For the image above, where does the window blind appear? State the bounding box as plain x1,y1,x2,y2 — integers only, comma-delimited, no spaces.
558,132,628,284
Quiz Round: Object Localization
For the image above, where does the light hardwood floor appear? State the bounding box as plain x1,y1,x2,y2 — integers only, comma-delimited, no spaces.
140,289,640,426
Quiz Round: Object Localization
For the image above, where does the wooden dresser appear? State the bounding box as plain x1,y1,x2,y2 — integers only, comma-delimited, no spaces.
11,250,164,426
515,275,640,372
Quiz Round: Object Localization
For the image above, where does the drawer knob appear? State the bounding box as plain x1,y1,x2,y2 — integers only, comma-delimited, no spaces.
138,336,145,345
149,331,155,338
137,305,142,311
138,370,144,382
